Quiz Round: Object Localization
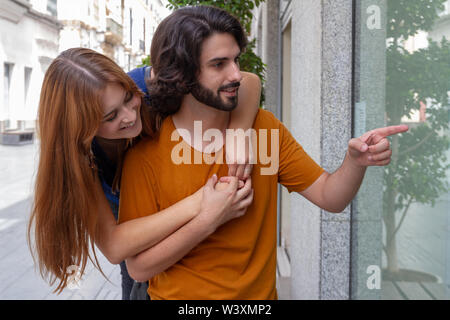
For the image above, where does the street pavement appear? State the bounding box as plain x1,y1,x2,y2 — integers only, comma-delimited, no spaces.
0,142,122,300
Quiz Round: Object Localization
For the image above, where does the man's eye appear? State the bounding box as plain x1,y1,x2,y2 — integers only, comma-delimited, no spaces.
214,62,223,68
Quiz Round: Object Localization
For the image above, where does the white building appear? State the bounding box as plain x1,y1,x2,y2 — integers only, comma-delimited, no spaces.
122,0,167,70
0,0,61,137
58,0,168,71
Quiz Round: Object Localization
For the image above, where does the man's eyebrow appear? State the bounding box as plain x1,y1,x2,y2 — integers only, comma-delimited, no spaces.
207,57,228,63
207,53,241,64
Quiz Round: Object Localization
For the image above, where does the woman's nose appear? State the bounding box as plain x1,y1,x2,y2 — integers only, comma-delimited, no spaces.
121,105,137,123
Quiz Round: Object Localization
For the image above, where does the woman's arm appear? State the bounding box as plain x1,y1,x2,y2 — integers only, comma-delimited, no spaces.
230,72,261,126
94,180,202,265
227,72,261,179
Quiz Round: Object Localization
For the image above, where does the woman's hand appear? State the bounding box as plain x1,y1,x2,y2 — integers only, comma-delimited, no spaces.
226,152,254,181
225,135,254,180
197,174,253,234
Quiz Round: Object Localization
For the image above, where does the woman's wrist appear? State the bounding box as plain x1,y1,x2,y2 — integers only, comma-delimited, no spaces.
191,186,204,217
193,208,217,237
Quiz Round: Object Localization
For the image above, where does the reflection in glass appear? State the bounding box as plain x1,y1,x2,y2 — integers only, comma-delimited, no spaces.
354,0,450,300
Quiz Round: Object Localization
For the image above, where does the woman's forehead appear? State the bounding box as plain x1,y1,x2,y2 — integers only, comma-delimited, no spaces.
102,83,126,112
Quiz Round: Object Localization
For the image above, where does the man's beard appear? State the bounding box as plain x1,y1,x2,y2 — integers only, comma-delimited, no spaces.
190,81,240,112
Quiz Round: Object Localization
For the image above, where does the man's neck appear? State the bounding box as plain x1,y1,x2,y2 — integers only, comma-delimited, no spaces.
172,94,230,152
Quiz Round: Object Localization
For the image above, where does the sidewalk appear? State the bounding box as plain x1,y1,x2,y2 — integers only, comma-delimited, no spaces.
0,142,121,300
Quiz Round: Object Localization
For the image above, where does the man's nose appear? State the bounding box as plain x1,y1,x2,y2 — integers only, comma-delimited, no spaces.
228,62,242,83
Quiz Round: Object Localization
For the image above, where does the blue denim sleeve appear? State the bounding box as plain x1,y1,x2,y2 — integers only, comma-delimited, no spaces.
100,179,120,221
127,67,148,95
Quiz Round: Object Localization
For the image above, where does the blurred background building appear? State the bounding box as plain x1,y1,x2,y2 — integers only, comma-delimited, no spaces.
0,0,169,143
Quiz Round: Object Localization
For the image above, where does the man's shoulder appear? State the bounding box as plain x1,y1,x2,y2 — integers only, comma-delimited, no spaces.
124,136,154,164
253,108,283,129
124,116,172,164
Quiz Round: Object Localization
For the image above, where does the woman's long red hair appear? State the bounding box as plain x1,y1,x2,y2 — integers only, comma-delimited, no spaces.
27,48,156,293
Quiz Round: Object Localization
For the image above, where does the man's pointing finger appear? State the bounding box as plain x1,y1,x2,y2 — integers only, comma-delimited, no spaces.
373,125,409,138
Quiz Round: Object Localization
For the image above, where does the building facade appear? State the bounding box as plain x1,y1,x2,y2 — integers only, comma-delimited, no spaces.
0,0,60,136
251,0,450,300
57,0,168,71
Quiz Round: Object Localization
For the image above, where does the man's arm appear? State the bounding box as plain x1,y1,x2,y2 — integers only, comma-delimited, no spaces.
299,125,409,213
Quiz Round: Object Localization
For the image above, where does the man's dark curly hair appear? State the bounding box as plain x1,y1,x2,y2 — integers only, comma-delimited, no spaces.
147,5,248,121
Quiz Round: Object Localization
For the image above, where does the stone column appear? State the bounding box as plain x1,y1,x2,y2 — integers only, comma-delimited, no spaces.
261,0,280,117
289,0,353,299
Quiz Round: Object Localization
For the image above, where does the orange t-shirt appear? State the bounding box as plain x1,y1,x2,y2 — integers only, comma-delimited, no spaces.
118,109,324,300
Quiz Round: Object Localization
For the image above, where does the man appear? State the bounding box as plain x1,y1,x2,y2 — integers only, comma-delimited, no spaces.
119,6,408,299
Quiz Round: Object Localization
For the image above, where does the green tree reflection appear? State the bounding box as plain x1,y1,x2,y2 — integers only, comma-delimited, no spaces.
383,0,450,281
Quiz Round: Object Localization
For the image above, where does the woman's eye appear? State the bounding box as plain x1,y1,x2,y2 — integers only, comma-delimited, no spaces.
124,91,133,103
105,112,117,122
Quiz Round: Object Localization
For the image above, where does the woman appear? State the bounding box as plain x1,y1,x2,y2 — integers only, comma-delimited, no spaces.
27,48,261,299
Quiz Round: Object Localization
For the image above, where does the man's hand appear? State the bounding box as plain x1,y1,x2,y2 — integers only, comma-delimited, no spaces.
347,125,409,167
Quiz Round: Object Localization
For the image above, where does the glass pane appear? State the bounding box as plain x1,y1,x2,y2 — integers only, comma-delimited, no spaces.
352,0,450,300
46,0,57,17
